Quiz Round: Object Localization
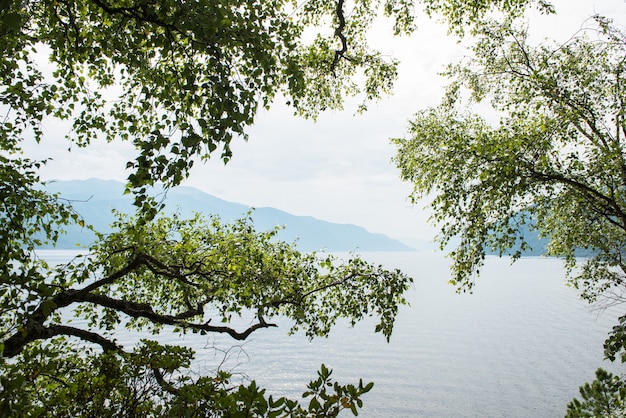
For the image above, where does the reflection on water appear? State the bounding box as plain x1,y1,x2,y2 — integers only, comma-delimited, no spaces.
37,250,623,417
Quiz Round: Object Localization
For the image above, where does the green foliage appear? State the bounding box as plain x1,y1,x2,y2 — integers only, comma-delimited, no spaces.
565,369,626,418
393,14,626,415
419,0,553,35
0,0,551,203
83,211,412,341
0,0,420,206
0,206,411,414
0,156,86,343
394,16,626,294
300,363,374,417
0,0,563,415
0,338,373,417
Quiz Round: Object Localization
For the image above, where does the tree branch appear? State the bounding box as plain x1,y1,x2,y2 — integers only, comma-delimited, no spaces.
525,165,626,229
267,273,358,308
3,323,120,358
502,37,612,151
85,0,217,53
87,0,180,36
152,367,180,395
79,252,145,294
3,249,259,357
330,0,348,75
74,292,276,341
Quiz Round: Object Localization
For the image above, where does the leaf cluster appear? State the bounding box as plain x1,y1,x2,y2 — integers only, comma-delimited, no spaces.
0,0,565,414
393,14,626,416
0,0,422,209
0,205,411,414
0,338,372,417
565,368,626,418
394,16,626,294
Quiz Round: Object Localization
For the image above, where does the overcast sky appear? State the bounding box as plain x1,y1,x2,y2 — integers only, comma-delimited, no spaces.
27,0,626,248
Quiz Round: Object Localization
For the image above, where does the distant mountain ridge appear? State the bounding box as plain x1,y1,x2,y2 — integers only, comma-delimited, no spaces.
43,179,414,252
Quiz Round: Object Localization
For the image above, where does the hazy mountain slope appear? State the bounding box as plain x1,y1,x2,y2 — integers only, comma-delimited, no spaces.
43,179,414,252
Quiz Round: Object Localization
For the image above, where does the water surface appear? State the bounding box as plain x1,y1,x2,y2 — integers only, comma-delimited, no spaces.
39,250,623,417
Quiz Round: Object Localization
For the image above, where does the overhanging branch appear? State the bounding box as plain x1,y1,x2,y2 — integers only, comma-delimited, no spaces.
331,0,348,75
3,323,120,358
526,165,626,229
75,292,276,341
267,272,358,308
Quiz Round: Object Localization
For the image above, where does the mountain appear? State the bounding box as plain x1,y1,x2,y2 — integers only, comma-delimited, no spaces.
42,179,414,252
483,219,594,258
484,227,549,257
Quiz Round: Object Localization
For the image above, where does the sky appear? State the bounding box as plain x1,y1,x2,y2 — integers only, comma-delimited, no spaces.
26,0,626,249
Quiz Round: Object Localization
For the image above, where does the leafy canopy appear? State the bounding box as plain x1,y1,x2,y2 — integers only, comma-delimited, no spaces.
1,210,411,415
393,15,626,416
0,0,558,415
1,0,418,206
394,16,626,295
1,0,550,200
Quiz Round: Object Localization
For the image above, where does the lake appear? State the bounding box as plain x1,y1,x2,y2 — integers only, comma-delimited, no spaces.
39,250,623,417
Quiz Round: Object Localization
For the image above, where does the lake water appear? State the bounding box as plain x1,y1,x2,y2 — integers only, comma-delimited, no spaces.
39,250,623,417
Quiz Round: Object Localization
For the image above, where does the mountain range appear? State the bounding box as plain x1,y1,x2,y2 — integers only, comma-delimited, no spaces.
42,179,414,252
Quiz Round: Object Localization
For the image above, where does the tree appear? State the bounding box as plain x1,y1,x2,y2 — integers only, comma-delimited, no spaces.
0,0,552,212
1,0,421,203
1,208,410,415
393,15,626,415
1,0,557,415
565,368,626,418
